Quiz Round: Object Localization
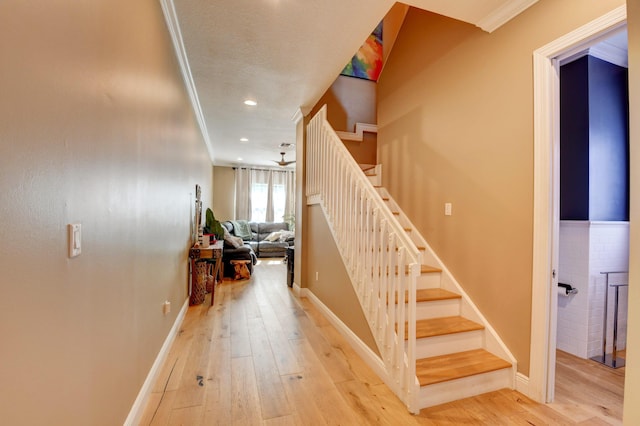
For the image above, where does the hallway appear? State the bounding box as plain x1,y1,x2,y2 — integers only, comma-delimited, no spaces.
140,259,619,425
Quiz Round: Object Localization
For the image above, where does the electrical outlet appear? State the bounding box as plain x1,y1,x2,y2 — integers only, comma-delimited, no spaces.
444,203,452,216
163,301,171,315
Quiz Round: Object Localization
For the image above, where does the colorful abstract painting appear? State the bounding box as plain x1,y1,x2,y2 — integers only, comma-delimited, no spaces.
341,21,383,81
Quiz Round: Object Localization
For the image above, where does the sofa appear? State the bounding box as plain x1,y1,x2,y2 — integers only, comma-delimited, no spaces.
222,220,294,258
220,222,257,278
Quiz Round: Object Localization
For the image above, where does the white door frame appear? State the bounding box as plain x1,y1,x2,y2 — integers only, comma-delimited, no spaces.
529,5,627,403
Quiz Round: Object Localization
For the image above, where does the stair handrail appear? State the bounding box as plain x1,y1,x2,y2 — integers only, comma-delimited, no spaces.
306,105,422,412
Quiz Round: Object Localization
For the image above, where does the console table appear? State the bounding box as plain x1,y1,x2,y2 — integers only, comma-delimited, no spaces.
189,240,223,306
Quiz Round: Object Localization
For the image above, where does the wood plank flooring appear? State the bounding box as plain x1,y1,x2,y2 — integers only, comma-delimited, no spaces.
140,259,624,425
550,349,625,425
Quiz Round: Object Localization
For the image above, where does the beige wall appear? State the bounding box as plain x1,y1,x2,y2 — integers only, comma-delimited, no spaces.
312,75,377,132
625,0,640,423
213,166,236,221
382,3,410,64
310,75,378,164
0,2,212,425
377,0,624,376
305,205,378,353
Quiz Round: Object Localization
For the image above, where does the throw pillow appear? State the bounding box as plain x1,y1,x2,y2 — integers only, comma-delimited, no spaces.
278,230,295,242
230,236,244,248
223,227,243,248
264,231,282,242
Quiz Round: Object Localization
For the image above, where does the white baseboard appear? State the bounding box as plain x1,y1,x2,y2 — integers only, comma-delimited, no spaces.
301,290,387,382
515,372,530,396
124,299,189,426
292,281,303,297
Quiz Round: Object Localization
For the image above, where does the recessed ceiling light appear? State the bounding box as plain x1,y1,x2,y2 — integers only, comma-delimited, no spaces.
237,157,243,161
244,100,257,106
240,138,249,142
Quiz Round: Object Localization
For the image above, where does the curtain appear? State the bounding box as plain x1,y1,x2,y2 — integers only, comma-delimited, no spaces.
251,169,272,222
234,167,295,224
234,167,251,220
284,169,295,228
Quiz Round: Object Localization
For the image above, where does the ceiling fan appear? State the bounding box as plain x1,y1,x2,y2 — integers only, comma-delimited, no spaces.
273,151,295,167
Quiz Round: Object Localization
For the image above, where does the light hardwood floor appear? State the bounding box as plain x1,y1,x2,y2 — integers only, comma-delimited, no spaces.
140,259,624,425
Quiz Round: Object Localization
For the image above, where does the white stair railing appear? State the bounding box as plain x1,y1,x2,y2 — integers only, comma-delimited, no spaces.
306,105,422,412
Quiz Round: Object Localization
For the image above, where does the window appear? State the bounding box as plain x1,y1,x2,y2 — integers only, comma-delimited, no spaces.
235,168,295,223
251,182,268,222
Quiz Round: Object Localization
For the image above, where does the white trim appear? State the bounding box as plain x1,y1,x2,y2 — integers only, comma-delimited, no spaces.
158,0,214,162
306,194,321,205
124,299,189,426
515,372,530,396
334,123,378,142
530,4,626,404
292,282,303,297
560,33,629,69
590,44,629,68
301,290,389,385
476,0,539,33
291,107,311,124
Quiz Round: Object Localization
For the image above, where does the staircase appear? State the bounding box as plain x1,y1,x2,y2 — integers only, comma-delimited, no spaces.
306,105,516,412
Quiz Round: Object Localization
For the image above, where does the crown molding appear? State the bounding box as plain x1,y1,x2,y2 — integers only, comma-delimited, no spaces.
476,0,539,33
159,0,215,162
589,41,628,68
291,106,311,124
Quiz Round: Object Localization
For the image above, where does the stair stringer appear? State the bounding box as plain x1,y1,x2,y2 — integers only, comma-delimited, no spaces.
375,186,518,390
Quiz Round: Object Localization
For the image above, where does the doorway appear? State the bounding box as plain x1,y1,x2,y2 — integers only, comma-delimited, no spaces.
553,29,629,421
529,5,627,405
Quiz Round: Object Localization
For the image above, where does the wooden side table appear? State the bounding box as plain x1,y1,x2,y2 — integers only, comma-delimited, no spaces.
189,240,223,306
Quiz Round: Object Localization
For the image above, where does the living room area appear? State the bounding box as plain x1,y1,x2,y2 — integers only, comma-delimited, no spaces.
211,165,296,280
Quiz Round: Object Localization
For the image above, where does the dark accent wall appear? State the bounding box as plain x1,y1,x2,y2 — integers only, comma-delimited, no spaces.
560,57,591,220
560,55,629,221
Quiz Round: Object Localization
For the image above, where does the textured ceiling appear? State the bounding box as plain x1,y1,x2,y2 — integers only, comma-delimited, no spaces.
171,0,539,168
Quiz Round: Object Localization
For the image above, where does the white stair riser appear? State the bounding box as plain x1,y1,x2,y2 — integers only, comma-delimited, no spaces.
366,174,381,186
395,299,461,321
412,299,460,320
411,330,484,359
418,367,514,408
416,273,441,289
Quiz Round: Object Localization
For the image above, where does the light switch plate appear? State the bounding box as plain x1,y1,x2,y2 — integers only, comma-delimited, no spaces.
444,203,452,216
69,223,81,258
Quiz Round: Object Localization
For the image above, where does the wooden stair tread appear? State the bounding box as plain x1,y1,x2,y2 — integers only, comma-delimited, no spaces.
407,316,484,340
417,288,460,302
416,349,511,386
394,288,460,304
420,265,441,274
394,264,441,275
